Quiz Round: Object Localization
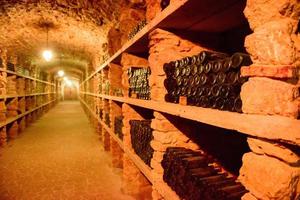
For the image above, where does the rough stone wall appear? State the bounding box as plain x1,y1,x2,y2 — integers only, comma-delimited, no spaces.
110,138,124,169
241,0,300,118
108,1,146,55
108,64,123,96
150,111,200,200
122,154,152,198
239,1,300,199
0,0,132,78
103,129,111,152
239,139,300,200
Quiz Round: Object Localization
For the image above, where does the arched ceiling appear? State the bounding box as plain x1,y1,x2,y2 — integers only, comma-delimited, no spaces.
0,0,126,79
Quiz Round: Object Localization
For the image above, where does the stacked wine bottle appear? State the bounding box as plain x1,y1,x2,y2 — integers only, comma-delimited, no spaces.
7,62,15,72
105,113,110,128
163,51,252,113
129,119,154,166
128,19,147,40
128,67,151,100
99,109,103,120
162,147,247,200
161,0,170,10
114,116,124,140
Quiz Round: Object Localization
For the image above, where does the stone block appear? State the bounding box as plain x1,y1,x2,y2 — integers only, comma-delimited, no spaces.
153,131,173,144
121,53,149,68
242,193,258,200
247,138,300,165
107,27,122,56
151,87,167,101
145,0,161,21
150,140,168,152
241,65,299,78
245,19,299,65
244,0,300,30
153,111,166,120
152,187,164,200
241,77,300,118
151,118,178,132
152,151,164,162
150,159,164,173
239,152,300,200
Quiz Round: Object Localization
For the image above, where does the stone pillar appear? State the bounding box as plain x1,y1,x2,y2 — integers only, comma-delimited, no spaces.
122,154,152,198
7,121,18,139
241,0,300,118
150,111,200,200
96,123,102,141
238,1,300,199
239,138,300,200
0,127,7,147
110,138,123,169
122,103,145,150
102,129,110,151
108,63,123,96
18,117,26,133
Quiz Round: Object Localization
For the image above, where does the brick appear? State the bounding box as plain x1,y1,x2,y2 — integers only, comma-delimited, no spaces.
247,138,300,165
241,65,299,78
245,19,299,65
241,77,300,118
239,153,300,200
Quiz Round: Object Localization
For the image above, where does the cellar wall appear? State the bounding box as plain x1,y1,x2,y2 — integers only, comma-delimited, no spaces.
0,49,57,147
79,0,300,199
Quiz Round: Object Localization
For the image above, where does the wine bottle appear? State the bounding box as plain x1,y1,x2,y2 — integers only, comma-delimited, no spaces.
197,64,205,74
193,75,201,86
226,71,239,84
211,61,223,73
204,62,212,74
198,51,229,63
234,96,243,113
216,72,226,84
184,65,192,77
230,53,252,69
199,74,208,85
191,64,198,76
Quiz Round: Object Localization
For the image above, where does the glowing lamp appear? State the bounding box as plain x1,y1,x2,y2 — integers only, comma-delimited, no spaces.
58,70,64,77
43,50,53,62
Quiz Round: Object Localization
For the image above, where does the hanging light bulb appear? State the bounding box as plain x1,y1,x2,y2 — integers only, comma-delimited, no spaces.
65,79,73,87
43,50,53,61
42,26,53,62
57,70,64,77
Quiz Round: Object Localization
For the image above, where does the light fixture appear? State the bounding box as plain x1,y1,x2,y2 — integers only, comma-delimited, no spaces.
65,79,73,87
57,70,64,77
42,26,53,62
43,50,53,62
63,77,68,81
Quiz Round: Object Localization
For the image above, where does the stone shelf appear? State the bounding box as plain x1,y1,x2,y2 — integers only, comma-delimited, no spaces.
0,68,55,86
79,97,153,184
0,92,56,99
0,99,56,128
81,92,300,146
81,0,246,85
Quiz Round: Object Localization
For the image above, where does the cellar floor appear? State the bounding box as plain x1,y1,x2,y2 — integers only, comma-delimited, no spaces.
0,101,136,200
